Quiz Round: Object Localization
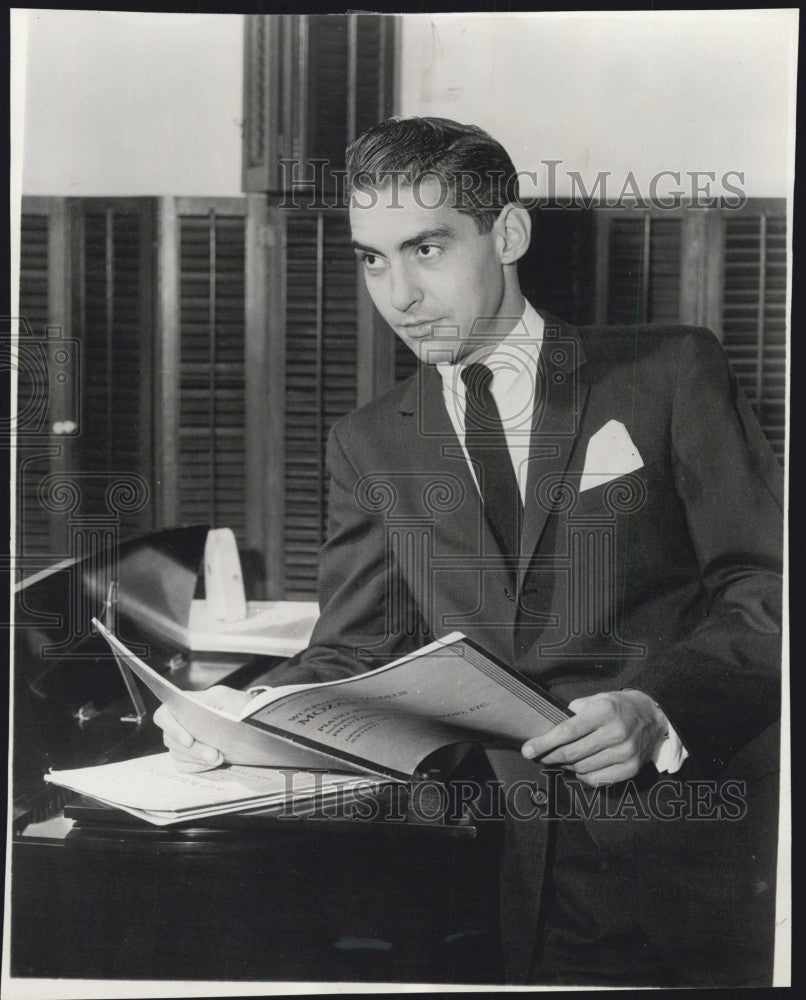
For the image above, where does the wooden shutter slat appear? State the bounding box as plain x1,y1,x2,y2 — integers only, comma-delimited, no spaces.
72,201,154,540
177,207,248,542
281,208,358,598
722,211,786,461
16,210,53,556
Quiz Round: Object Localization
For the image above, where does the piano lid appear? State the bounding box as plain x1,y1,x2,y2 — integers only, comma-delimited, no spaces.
15,525,209,648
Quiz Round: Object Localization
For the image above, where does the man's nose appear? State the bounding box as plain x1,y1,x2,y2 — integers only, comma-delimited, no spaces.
389,262,422,313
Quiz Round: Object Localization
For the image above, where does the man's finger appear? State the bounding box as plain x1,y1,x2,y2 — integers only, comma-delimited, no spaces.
521,710,601,759
575,760,640,787
169,754,225,775
539,727,621,766
194,685,253,715
153,704,193,747
561,744,629,775
163,733,222,765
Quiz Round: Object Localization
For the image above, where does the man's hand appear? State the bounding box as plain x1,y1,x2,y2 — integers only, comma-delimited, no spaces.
153,685,253,773
521,689,668,786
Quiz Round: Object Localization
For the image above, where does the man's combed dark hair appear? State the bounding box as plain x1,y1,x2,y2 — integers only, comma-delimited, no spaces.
345,117,520,232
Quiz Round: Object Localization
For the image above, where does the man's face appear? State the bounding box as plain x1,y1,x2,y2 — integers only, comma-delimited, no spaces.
349,179,510,365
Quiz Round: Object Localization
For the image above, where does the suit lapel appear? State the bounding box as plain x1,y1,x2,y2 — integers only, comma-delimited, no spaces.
519,315,590,589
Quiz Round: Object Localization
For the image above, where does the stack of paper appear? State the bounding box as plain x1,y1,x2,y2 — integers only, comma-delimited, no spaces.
45,753,396,826
186,599,320,656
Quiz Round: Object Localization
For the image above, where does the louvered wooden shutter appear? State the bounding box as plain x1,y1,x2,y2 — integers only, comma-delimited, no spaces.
307,16,349,172
242,13,396,194
646,218,682,322
76,200,155,540
282,209,358,598
16,204,54,557
605,214,682,324
722,209,787,461
17,199,155,559
173,202,248,543
519,205,596,325
606,217,644,323
355,15,395,137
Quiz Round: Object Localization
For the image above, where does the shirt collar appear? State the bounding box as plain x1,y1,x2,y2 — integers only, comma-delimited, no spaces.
436,299,544,395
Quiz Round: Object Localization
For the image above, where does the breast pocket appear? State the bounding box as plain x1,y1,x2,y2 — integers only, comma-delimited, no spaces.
573,458,666,519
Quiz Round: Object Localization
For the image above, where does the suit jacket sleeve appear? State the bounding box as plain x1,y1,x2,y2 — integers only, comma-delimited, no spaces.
627,329,783,771
267,419,425,686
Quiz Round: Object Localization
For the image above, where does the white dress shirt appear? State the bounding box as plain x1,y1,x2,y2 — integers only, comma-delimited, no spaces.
437,300,543,503
435,299,687,774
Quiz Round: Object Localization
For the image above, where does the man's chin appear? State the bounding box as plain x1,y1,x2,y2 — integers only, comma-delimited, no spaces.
410,339,465,366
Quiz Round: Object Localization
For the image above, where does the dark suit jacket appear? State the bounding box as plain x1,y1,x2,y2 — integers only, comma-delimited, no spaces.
272,316,783,985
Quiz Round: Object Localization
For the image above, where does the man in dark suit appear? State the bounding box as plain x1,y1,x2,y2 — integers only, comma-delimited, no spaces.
156,118,783,986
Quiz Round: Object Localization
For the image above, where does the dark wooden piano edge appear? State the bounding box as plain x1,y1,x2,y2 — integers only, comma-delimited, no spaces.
11,792,505,984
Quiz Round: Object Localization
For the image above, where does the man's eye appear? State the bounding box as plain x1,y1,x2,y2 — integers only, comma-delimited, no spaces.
359,252,385,272
416,244,442,260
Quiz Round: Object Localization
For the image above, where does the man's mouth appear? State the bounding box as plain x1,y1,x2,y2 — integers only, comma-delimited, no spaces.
398,319,444,337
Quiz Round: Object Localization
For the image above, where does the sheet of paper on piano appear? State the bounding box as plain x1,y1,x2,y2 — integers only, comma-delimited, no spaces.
45,753,396,826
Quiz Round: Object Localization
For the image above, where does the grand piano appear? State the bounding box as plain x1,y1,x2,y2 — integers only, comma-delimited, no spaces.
10,526,505,984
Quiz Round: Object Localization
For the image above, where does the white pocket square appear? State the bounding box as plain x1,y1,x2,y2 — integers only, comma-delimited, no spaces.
579,420,644,493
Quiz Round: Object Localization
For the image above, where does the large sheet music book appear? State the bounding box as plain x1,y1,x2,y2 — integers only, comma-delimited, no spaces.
92,618,570,782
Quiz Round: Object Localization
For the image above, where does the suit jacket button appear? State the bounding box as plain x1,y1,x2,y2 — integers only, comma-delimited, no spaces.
504,587,515,602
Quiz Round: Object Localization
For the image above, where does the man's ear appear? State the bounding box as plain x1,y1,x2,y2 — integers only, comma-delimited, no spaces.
494,204,531,264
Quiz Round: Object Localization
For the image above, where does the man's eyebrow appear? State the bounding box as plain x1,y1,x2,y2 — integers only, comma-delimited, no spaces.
351,227,456,256
351,239,382,254
397,227,455,251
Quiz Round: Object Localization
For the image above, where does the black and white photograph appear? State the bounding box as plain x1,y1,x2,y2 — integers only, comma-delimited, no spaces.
5,7,795,995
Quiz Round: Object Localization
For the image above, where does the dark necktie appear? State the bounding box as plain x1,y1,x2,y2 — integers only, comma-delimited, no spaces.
461,362,522,557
